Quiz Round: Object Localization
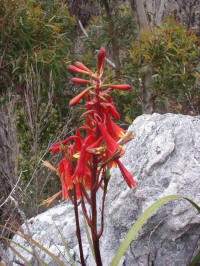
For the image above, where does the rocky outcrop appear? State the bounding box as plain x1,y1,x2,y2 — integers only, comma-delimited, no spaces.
6,113,200,265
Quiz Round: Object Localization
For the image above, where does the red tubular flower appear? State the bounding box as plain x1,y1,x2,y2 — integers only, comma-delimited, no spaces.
50,136,80,154
105,84,131,90
49,142,61,154
87,136,103,150
72,78,89,84
67,65,89,75
63,158,73,190
97,47,106,74
72,136,93,183
105,114,125,141
108,104,120,120
101,95,120,120
116,160,136,188
69,86,92,107
75,61,91,72
57,158,73,200
74,129,84,153
98,122,124,156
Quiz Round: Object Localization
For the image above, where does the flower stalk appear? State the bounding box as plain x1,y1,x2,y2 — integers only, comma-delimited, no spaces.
44,47,136,265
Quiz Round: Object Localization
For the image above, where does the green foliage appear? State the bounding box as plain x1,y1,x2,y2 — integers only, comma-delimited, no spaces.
129,19,200,113
0,0,77,210
0,0,76,93
82,2,135,64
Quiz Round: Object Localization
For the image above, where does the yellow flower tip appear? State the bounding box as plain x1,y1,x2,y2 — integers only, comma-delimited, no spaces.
73,152,80,159
42,161,57,172
113,162,117,168
119,132,126,138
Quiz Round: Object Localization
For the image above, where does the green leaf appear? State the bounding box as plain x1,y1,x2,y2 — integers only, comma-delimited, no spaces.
183,197,200,213
55,224,76,266
110,195,200,266
190,250,200,266
83,217,96,262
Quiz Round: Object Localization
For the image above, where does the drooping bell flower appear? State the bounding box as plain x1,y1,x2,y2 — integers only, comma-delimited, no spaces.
49,142,61,154
108,103,120,120
87,136,103,151
72,135,93,184
49,136,81,154
99,96,120,121
98,122,124,157
63,157,73,190
104,96,120,120
105,114,125,141
74,127,85,152
97,47,106,74
82,167,91,190
57,158,73,200
50,136,80,154
116,160,136,188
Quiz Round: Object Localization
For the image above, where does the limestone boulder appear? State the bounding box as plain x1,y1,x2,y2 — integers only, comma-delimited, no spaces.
6,114,200,266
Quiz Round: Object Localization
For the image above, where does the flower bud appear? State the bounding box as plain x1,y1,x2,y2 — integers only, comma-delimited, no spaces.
69,87,91,106
67,65,89,75
72,78,89,84
106,84,131,90
75,61,91,72
97,47,106,73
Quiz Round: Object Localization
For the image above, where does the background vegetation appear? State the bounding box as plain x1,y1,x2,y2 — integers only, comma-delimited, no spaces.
0,0,199,238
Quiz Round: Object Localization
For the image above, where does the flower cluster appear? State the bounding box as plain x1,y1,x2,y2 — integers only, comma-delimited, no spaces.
46,48,136,203
42,48,136,265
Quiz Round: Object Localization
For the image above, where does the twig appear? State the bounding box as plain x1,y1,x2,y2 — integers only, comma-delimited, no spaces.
130,244,142,266
0,171,25,208
78,20,88,37
147,219,164,266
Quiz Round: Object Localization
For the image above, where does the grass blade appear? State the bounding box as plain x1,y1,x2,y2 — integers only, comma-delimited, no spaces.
1,236,48,266
83,216,96,262
1,225,65,266
4,240,32,266
55,225,76,266
110,195,183,266
190,250,200,266
29,238,66,266
183,197,200,213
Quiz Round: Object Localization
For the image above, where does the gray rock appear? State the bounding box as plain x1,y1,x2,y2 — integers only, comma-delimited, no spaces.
6,114,200,265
